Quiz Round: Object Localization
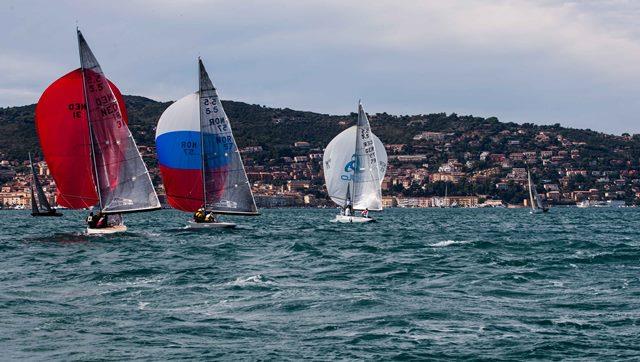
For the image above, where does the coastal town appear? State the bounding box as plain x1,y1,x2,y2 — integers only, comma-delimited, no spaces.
2,120,639,210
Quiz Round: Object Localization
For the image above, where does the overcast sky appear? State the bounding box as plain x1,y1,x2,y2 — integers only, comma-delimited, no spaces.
1,0,640,134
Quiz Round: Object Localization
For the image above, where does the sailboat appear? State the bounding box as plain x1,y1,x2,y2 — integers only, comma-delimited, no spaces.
35,29,161,234
528,169,548,214
438,183,449,208
323,101,387,223
155,58,258,228
29,153,62,217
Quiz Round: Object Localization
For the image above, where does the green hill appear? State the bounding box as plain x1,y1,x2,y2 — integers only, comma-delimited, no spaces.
1,95,639,170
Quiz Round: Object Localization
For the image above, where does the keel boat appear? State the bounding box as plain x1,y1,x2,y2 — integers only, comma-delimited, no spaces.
35,30,161,234
323,101,387,223
155,59,259,228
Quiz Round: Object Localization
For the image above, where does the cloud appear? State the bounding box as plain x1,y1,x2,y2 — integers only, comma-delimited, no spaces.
1,0,640,133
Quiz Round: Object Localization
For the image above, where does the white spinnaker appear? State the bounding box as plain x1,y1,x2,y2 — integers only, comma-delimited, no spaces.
323,126,387,209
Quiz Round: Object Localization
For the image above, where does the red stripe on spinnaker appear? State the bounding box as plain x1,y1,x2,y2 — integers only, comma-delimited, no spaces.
159,164,230,213
35,68,128,209
159,165,203,212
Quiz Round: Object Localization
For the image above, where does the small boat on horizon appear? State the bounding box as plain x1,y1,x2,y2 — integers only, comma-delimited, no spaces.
322,101,387,223
28,152,62,217
155,58,259,229
35,29,161,234
528,168,549,214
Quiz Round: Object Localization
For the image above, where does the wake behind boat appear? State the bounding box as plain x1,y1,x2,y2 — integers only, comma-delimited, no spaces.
155,58,259,228
35,30,161,234
323,101,387,223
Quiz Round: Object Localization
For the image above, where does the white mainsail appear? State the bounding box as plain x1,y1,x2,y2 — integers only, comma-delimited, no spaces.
198,59,257,214
323,102,387,210
527,169,543,212
78,30,160,214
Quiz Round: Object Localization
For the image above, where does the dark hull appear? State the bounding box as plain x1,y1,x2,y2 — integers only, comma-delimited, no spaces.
31,211,63,217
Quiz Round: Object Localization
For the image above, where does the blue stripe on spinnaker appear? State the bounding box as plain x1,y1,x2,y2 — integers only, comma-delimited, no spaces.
156,131,236,170
156,131,202,170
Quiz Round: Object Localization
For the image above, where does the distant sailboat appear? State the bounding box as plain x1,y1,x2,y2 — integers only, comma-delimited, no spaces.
439,183,449,208
35,30,160,234
528,169,548,214
29,153,61,217
155,58,258,228
323,101,387,223
441,183,459,208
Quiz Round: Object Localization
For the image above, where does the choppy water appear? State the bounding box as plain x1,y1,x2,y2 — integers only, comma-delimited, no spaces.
1,208,640,360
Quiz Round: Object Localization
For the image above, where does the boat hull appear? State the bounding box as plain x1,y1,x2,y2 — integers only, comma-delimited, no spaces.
332,215,376,223
87,225,128,235
187,220,237,229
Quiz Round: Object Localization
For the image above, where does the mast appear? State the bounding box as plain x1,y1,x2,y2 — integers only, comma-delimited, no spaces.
77,28,103,211
445,183,448,207
197,58,208,209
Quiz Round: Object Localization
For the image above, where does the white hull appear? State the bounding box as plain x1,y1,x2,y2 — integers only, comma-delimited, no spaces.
332,214,375,223
187,220,236,229
87,224,127,235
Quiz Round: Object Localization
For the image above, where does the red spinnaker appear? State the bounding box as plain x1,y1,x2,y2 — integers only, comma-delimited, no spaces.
35,68,128,209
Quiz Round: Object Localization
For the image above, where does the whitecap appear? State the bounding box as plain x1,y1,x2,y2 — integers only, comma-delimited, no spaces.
430,240,470,247
227,274,276,286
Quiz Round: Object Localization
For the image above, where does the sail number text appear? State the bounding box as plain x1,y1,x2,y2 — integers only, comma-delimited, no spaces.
203,97,228,132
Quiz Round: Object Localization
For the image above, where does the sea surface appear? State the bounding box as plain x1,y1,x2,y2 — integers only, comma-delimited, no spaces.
1,208,639,360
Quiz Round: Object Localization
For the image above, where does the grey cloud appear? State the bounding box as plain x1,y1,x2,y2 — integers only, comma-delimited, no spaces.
1,0,639,133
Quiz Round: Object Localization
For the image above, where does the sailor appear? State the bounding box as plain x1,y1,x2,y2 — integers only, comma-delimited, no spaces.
345,199,353,216
96,213,108,228
86,212,95,228
194,207,206,223
361,208,369,218
204,212,216,223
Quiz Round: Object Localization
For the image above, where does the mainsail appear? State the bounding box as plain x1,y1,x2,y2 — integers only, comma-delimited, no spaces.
352,102,383,210
77,31,160,214
155,59,257,215
198,60,257,214
528,169,537,211
29,153,52,213
30,182,38,214
323,102,387,210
